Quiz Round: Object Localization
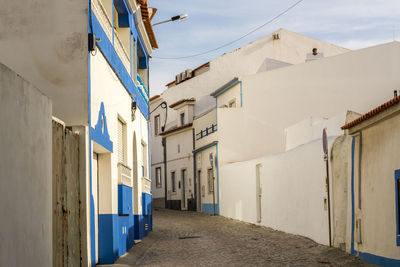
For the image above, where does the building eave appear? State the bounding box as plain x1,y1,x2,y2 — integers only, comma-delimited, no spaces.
210,77,239,98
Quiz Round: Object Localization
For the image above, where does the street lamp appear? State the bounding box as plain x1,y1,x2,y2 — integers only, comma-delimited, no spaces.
152,14,188,26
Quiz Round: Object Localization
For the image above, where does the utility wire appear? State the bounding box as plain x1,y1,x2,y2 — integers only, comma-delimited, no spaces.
153,0,305,60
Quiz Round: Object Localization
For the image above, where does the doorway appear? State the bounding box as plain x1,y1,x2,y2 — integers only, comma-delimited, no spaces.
182,169,186,209
197,170,201,212
92,153,99,263
256,164,262,223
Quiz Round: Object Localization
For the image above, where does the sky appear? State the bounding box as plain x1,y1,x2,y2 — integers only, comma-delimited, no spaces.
148,0,400,96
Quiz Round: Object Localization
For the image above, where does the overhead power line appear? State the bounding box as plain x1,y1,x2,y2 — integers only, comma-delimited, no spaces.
153,0,305,60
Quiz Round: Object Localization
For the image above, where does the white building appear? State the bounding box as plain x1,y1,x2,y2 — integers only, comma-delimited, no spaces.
213,42,400,263
0,0,158,265
150,29,350,209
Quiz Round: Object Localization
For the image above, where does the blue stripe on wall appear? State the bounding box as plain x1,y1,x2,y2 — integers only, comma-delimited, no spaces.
91,12,149,120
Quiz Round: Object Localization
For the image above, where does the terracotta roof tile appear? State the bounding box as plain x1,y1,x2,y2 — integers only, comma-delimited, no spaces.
149,95,160,102
169,98,195,108
341,95,400,130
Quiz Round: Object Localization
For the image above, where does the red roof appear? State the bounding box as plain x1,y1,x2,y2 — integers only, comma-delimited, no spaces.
341,95,400,130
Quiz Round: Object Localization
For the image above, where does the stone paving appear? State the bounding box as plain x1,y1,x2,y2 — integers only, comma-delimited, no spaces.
102,209,373,267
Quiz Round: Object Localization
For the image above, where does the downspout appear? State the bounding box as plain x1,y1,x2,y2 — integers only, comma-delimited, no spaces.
162,137,167,208
192,128,197,211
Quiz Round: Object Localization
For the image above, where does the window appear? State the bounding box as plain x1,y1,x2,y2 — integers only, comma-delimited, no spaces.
180,113,185,126
178,144,180,153
154,115,160,135
156,167,162,188
141,142,147,177
207,168,214,193
228,99,236,108
117,118,127,164
171,172,176,192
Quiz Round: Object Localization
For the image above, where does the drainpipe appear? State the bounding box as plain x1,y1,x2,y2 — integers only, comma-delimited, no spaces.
192,128,197,211
162,137,167,209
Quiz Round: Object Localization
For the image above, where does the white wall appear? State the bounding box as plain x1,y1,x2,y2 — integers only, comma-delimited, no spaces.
165,129,194,209
0,63,52,266
218,42,400,164
91,51,149,215
220,136,338,245
0,0,88,125
161,29,349,130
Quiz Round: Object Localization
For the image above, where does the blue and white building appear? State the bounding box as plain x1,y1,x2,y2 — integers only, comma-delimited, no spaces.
0,0,158,265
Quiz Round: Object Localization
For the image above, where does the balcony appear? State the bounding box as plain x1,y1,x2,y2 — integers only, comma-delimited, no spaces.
91,0,131,77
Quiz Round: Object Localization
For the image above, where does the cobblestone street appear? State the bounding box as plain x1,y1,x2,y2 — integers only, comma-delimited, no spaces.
103,209,372,267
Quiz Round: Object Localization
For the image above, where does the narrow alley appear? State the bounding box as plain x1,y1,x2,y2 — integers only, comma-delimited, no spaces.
103,209,372,267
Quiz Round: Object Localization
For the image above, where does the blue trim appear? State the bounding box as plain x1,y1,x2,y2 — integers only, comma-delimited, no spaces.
395,170,400,246
202,203,220,214
193,141,218,154
91,12,149,119
359,252,400,266
210,77,240,97
240,81,243,107
351,137,356,256
91,102,113,152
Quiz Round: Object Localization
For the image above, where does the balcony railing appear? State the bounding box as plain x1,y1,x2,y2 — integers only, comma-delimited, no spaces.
196,124,217,140
137,74,149,98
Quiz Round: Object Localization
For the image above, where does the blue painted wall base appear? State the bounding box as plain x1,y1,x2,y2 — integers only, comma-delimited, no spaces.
98,214,135,264
202,203,219,215
359,252,400,267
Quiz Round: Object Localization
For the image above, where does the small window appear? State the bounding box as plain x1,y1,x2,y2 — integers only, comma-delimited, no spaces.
117,117,127,164
154,115,160,135
178,144,180,153
207,168,214,193
141,142,147,177
171,172,176,192
156,167,162,188
228,99,236,108
180,113,185,126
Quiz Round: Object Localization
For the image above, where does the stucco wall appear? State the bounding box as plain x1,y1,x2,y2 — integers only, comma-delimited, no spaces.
220,136,338,245
91,51,149,215
0,63,52,266
349,114,400,260
161,29,348,127
0,0,88,125
218,42,400,164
